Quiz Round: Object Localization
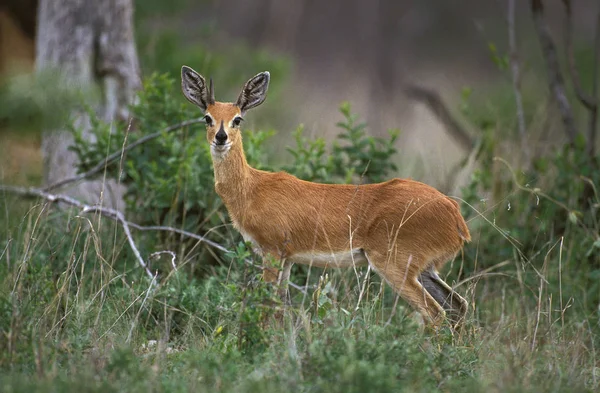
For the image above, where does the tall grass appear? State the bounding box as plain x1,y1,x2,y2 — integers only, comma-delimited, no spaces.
1,190,598,393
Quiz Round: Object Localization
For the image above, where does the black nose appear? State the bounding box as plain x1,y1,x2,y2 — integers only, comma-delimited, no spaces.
215,128,227,145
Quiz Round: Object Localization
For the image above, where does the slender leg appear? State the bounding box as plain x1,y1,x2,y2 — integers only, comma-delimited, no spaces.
262,267,279,283
261,252,283,283
365,250,446,326
265,259,292,325
418,268,468,328
260,254,293,304
276,259,293,304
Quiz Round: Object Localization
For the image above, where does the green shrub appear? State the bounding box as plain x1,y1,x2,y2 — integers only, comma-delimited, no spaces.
283,101,399,184
458,87,600,315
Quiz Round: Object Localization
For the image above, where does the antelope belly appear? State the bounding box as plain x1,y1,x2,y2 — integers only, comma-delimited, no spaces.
289,249,368,268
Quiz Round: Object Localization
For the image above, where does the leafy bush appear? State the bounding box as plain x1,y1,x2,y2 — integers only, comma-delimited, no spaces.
283,101,399,184
458,86,600,314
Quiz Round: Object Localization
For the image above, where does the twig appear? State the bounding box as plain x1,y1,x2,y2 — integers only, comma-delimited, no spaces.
150,251,177,270
404,84,475,151
508,0,531,162
0,184,156,284
288,281,309,294
43,117,205,192
1,185,317,297
494,157,570,214
127,223,229,253
531,0,578,144
0,184,301,289
1,186,146,283
84,205,156,283
0,184,223,252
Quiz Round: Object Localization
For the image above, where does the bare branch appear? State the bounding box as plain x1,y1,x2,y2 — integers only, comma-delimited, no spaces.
0,184,156,284
563,0,597,110
562,0,600,156
0,184,312,294
531,0,578,144
81,204,155,283
43,117,205,192
1,184,225,249
403,84,475,151
508,0,531,162
150,250,177,270
127,223,229,253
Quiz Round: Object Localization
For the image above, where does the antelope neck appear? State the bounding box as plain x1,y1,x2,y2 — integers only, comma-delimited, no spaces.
212,137,255,217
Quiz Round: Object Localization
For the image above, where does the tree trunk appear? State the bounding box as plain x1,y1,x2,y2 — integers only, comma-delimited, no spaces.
36,0,140,208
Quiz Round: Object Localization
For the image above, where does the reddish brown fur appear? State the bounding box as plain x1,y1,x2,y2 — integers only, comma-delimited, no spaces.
182,69,471,328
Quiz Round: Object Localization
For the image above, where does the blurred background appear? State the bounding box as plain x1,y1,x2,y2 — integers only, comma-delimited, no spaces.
0,0,598,189
2,3,600,388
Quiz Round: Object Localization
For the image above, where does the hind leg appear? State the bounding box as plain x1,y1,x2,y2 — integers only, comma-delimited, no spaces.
418,268,468,328
365,250,446,326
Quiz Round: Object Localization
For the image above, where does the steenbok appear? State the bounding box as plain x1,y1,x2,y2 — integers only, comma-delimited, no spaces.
181,66,470,328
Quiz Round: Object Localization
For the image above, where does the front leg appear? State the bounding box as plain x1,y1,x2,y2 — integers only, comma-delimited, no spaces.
276,259,293,304
262,265,280,283
261,255,293,304
261,253,281,282
263,257,293,325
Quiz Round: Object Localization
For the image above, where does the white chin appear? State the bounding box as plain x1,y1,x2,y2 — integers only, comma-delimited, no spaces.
211,145,231,157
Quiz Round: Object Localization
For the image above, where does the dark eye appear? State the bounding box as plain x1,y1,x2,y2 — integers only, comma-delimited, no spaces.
232,117,243,127
204,115,213,126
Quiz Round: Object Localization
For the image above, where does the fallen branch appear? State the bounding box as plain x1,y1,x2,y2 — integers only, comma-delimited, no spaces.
531,0,578,144
127,223,229,253
43,117,205,192
0,184,225,249
404,84,475,151
0,184,157,284
84,204,156,284
0,185,213,285
0,184,311,293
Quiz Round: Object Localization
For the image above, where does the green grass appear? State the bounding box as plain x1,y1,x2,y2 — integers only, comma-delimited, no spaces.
0,194,598,393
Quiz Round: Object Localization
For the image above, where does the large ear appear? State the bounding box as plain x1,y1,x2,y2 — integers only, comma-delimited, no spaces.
181,65,214,111
236,71,270,112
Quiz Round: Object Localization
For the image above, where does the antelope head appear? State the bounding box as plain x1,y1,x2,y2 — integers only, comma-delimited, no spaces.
181,66,270,158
